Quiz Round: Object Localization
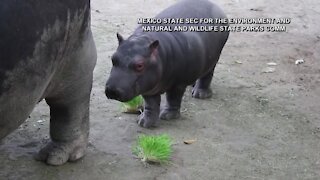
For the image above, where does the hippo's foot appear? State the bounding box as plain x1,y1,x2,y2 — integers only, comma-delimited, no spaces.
192,88,212,99
160,109,180,120
35,137,87,165
137,113,158,128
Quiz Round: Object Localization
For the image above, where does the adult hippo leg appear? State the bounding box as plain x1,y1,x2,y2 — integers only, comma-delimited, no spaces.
37,91,90,165
138,95,160,128
192,69,215,99
35,35,96,165
160,85,186,120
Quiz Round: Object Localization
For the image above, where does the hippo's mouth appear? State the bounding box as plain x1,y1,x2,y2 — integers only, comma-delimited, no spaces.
105,73,141,102
105,85,138,102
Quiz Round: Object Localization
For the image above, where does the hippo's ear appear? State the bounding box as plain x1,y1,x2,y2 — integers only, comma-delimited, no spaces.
116,33,124,45
149,40,159,52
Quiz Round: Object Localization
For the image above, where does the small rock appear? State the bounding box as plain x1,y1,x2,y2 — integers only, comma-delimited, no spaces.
295,59,304,65
181,108,188,113
262,67,275,73
256,96,269,106
250,8,263,11
184,139,197,145
267,62,277,66
235,60,243,64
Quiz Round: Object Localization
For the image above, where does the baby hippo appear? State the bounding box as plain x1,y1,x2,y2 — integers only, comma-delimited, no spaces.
105,0,229,128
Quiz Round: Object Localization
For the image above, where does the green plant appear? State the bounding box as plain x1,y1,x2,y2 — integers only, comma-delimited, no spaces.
121,95,144,113
133,134,172,164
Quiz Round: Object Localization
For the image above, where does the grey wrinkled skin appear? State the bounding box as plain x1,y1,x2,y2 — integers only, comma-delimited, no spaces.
0,0,97,165
105,0,229,128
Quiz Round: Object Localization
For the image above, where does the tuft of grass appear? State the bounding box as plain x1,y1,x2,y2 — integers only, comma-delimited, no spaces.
121,95,144,113
133,134,172,164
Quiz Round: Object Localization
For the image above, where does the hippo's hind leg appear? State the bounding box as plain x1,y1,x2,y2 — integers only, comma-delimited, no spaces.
35,37,96,165
192,69,214,99
160,85,186,120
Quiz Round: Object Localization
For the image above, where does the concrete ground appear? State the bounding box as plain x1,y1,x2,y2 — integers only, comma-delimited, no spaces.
0,0,319,179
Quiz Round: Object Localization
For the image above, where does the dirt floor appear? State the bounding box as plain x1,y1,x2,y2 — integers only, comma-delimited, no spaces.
1,0,319,179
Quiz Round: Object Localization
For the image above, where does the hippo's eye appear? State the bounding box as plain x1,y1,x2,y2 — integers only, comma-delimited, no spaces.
134,61,144,72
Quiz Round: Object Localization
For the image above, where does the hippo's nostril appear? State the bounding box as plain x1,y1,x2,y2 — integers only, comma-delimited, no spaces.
105,86,120,100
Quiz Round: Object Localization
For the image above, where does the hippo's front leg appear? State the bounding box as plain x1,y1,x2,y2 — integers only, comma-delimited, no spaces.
35,89,90,165
35,36,96,165
138,95,160,128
